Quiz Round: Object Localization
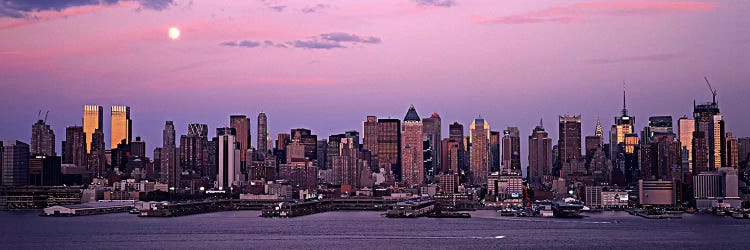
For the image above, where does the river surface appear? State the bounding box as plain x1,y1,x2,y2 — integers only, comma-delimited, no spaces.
1,210,749,249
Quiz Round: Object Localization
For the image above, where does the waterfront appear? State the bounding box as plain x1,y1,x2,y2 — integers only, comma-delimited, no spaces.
2,210,749,249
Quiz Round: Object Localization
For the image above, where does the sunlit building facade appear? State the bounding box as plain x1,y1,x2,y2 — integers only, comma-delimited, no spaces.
110,105,131,149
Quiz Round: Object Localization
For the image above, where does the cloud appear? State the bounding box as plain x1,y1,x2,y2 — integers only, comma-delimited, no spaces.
0,0,175,18
301,4,328,13
221,32,381,50
475,1,717,25
320,32,382,44
415,0,456,7
269,5,286,12
219,40,262,48
586,53,683,64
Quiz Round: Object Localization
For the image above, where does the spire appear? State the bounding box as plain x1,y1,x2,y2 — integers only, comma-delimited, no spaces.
539,118,544,129
621,81,628,116
404,104,420,122
595,118,603,138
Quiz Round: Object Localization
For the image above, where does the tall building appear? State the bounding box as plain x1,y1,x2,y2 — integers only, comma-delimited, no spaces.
2,140,30,186
161,121,180,189
449,122,466,180
377,119,401,183
726,133,739,169
738,137,750,170
422,113,441,176
83,105,103,153
28,155,62,186
63,126,87,168
332,137,368,188
693,97,723,170
230,115,251,164
490,131,500,173
217,127,241,190
559,115,582,163
692,131,709,173
678,117,695,173
363,116,379,169
401,105,424,186
469,117,490,186
610,91,635,160
88,128,106,177
31,119,55,156
180,123,209,176
257,112,269,155
110,105,131,149
131,136,146,159
528,121,553,187
648,116,673,135
440,138,460,174
501,127,521,174
291,128,318,163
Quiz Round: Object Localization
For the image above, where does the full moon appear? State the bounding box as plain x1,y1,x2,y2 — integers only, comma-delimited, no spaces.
168,27,180,40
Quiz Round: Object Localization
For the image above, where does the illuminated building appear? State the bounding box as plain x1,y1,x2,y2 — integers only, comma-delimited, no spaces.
110,106,131,149
83,105,103,153
470,117,490,186
401,105,424,186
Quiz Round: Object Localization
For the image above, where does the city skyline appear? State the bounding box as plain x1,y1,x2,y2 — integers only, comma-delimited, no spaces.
0,1,749,162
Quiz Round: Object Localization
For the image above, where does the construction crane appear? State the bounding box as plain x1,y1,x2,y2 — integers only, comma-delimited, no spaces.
704,77,717,104
44,110,49,123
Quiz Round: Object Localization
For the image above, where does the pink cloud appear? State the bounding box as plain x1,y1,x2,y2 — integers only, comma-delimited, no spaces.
475,1,718,24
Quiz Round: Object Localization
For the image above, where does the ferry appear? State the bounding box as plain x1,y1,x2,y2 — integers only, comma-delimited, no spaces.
385,200,436,218
551,200,584,218
498,208,516,217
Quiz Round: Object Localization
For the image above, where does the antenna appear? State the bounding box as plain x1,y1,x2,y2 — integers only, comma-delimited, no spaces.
704,77,717,104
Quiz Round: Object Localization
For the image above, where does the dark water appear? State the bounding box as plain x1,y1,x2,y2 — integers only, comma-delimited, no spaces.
1,210,749,249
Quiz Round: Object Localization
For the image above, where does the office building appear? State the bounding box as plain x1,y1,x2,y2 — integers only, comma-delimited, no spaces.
469,117,490,186
401,105,424,186
28,155,62,186
422,113,441,176
678,117,695,173
31,119,55,156
559,115,582,163
257,112,269,155
63,126,87,168
88,128,106,177
83,105,103,153
2,140,30,186
501,127,521,174
110,105,131,149
377,118,400,183
217,127,241,190
528,121,553,187
230,115,251,164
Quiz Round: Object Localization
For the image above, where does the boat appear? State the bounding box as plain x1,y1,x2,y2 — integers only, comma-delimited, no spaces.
552,200,584,218
498,208,515,216
427,212,471,218
385,200,436,218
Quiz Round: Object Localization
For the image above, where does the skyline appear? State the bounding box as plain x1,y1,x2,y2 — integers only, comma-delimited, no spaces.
1,0,750,169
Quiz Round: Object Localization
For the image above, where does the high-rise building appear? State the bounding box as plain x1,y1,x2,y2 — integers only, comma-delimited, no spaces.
83,105,103,153
528,121,553,187
738,137,750,170
110,105,131,149
422,113,441,176
31,119,55,156
291,128,318,163
217,127,241,190
131,137,146,159
490,131,500,173
449,122,466,180
257,112,269,155
332,137,368,188
363,116,379,169
692,131,709,173
180,124,209,176
161,121,180,189
230,115,251,164
440,138,460,174
726,133,739,169
678,117,695,173
610,91,635,160
559,115,582,163
649,116,673,135
501,127,521,174
470,117,490,186
88,128,106,177
2,140,30,186
0,141,3,184
693,97,723,171
378,119,401,183
28,155,62,186
401,105,424,186
63,126,87,168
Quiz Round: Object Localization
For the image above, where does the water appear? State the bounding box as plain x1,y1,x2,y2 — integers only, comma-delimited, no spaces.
1,210,749,249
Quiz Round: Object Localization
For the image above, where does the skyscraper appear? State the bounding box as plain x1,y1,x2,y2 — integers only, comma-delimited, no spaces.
726,132,739,169
501,127,521,174
469,117,490,186
363,116,379,169
217,127,240,190
63,126,87,168
422,113,441,176
610,91,635,160
83,105,102,153
559,115,582,163
161,121,180,189
678,117,695,173
257,112,269,155
230,115,251,164
648,116,673,135
693,96,723,170
401,105,424,186
110,105,131,149
449,122,466,180
377,119,400,183
31,119,55,156
692,131,709,174
291,128,318,163
440,138,460,174
490,131,500,173
2,140,30,186
131,136,146,159
88,128,106,177
528,121,552,187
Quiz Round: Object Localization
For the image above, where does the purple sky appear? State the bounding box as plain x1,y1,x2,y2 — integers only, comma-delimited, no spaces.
1,0,749,169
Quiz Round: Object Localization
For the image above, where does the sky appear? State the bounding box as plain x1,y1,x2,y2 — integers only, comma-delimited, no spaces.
1,0,749,169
